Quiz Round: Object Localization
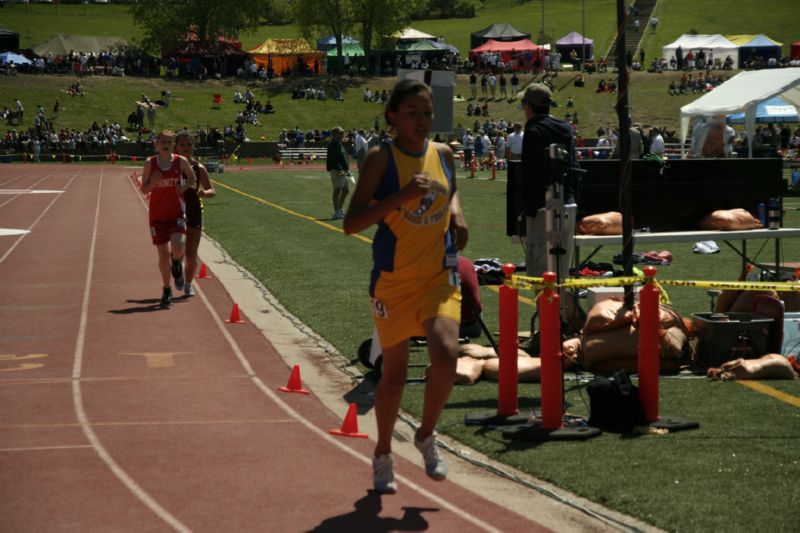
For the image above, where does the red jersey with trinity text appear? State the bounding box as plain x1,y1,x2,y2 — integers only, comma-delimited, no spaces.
147,154,186,222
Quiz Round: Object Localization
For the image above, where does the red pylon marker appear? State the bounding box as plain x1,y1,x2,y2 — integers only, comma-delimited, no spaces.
197,263,211,279
279,365,310,395
225,303,245,324
329,403,368,438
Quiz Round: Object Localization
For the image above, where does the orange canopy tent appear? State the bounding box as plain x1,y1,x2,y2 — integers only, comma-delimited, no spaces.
248,38,324,75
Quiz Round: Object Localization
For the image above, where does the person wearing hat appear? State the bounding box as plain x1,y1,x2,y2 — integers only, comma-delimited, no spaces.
326,126,351,220
518,82,578,279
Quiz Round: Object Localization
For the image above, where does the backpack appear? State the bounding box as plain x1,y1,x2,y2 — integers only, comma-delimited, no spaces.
587,369,647,432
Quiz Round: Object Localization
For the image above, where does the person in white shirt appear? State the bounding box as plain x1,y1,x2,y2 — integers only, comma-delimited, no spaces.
506,122,524,160
462,130,475,169
494,133,506,162
724,124,736,158
649,128,665,155
354,129,369,172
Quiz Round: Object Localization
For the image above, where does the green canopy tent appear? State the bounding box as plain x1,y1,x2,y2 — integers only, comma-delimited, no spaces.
395,39,454,68
326,42,365,72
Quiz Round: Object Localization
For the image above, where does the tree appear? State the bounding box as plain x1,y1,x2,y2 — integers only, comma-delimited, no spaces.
352,0,420,74
129,0,270,53
291,0,356,75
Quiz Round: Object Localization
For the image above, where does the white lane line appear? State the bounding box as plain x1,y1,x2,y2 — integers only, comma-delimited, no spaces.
0,167,59,190
0,189,65,194
0,171,60,209
0,172,79,266
71,167,191,533
0,445,94,452
0,229,30,236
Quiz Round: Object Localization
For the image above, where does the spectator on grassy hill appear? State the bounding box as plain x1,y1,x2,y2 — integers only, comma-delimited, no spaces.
650,16,659,33
15,99,23,125
146,104,157,130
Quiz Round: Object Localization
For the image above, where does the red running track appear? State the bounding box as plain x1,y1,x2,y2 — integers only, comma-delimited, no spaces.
0,164,601,532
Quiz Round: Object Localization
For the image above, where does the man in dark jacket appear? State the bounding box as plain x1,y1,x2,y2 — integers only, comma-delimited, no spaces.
326,126,351,220
518,83,578,279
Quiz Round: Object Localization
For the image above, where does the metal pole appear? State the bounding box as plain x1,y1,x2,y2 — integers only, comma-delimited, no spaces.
541,0,545,45
582,0,586,71
615,0,635,306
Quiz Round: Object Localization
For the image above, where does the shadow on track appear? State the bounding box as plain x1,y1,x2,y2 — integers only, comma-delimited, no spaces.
306,491,437,532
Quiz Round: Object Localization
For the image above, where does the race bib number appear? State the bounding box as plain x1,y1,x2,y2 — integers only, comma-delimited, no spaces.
449,271,461,288
371,298,388,320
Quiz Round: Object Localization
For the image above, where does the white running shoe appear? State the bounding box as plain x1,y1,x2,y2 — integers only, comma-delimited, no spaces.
184,282,195,297
414,431,447,481
372,454,397,494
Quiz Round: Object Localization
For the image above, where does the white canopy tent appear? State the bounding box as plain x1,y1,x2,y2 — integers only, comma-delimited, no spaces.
680,68,800,157
662,34,739,69
394,28,437,41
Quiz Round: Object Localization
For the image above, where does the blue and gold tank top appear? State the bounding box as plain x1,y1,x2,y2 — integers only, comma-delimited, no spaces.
370,141,457,294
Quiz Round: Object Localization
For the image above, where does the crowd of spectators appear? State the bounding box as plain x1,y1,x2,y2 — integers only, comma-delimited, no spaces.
2,111,130,161
668,72,729,96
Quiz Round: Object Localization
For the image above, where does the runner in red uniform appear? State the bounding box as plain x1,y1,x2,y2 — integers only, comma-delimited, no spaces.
140,130,197,307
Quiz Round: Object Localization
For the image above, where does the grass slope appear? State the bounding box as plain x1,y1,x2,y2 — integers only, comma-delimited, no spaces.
0,70,730,143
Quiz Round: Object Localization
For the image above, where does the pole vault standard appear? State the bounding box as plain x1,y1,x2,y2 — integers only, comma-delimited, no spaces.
465,266,697,439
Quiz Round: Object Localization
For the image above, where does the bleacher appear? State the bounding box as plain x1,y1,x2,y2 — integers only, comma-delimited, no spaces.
196,146,223,173
279,147,328,164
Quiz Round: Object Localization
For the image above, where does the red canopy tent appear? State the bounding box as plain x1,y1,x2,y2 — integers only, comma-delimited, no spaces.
792,41,800,60
469,38,543,70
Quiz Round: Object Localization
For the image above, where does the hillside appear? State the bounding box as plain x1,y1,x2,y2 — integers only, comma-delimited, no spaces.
0,0,797,139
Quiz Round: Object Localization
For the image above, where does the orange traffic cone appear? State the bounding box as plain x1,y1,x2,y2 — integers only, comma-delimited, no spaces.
197,263,211,279
225,303,245,324
329,403,368,438
279,365,310,395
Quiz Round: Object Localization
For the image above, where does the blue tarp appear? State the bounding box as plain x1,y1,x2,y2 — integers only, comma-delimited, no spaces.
0,51,31,65
727,97,798,124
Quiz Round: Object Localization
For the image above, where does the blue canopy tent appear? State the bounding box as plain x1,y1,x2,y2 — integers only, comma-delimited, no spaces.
0,51,32,65
727,97,798,125
738,34,782,66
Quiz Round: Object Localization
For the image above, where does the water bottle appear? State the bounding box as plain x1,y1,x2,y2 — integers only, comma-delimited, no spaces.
767,197,781,230
757,203,766,227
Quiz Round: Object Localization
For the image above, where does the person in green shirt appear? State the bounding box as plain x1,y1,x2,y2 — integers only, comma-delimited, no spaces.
327,126,351,219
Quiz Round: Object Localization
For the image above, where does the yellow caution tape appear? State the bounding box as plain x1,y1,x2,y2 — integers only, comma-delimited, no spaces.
659,279,800,292
509,274,800,292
